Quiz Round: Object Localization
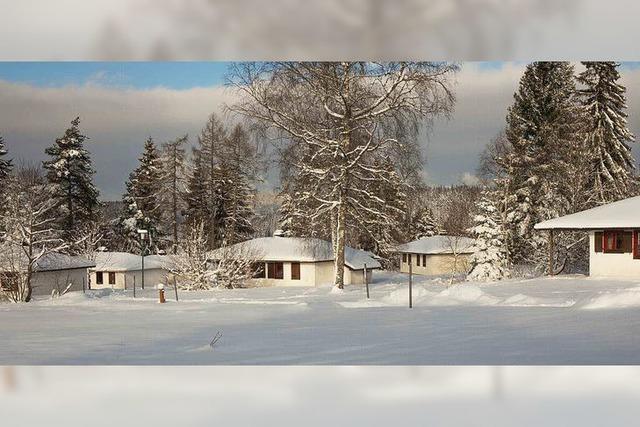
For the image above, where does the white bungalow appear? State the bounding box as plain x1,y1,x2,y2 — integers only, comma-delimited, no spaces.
89,252,174,290
0,249,95,296
209,237,381,287
535,195,640,278
395,235,474,276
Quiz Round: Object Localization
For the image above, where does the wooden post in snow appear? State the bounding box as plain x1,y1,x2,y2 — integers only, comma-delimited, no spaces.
133,275,136,298
548,229,555,275
364,263,369,299
409,255,413,309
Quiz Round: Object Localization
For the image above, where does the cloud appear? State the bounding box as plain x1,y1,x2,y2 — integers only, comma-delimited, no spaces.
0,79,235,199
460,173,480,186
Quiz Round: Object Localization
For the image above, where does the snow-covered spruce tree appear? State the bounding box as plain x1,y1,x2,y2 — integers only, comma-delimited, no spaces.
411,205,439,239
193,113,227,249
467,192,509,281
578,62,637,205
216,123,257,246
116,138,164,253
0,134,13,238
184,149,210,232
42,117,100,243
159,135,188,254
499,62,582,268
229,62,457,288
169,221,215,290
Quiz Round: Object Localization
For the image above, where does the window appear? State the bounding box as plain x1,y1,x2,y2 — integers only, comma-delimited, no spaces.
267,262,284,279
108,272,116,285
603,230,625,253
408,254,412,265
416,254,420,266
402,253,407,263
291,262,301,280
96,271,104,285
252,263,266,278
634,231,640,259
422,254,427,266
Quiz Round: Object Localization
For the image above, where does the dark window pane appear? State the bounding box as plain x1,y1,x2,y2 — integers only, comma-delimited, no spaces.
96,272,103,285
291,262,300,280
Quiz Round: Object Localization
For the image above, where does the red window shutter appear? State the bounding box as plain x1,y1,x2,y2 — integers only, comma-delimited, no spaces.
594,232,603,253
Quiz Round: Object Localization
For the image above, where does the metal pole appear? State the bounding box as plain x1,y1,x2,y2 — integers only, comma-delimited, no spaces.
133,275,136,298
409,255,413,309
82,276,86,293
364,263,369,299
173,275,179,302
548,229,554,275
141,239,145,290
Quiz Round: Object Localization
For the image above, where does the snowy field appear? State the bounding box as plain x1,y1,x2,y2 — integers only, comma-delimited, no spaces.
3,366,640,427
2,271,640,364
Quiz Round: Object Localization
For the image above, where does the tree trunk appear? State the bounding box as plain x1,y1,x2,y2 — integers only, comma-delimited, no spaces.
333,190,347,289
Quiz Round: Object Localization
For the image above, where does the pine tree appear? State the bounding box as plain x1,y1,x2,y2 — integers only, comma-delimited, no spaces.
578,62,636,204
0,134,12,185
467,192,509,281
196,113,227,248
184,150,210,232
217,124,256,246
411,206,439,239
500,62,582,265
42,117,100,241
159,135,188,254
116,138,164,252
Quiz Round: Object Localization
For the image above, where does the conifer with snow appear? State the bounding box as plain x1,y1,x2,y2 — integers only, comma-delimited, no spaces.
116,138,164,252
42,117,100,241
578,62,636,204
159,135,188,254
0,134,12,186
411,206,439,239
467,193,509,281
499,62,582,265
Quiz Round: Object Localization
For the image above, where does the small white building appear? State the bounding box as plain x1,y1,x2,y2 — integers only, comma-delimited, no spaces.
395,235,474,276
0,250,95,296
209,237,380,287
90,252,174,290
535,195,640,278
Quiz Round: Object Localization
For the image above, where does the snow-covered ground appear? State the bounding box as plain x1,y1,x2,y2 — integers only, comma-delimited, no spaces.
2,271,640,364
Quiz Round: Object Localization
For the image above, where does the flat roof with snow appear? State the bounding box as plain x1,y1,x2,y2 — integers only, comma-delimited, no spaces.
209,237,381,270
395,235,475,255
92,252,173,272
535,196,640,230
0,248,95,272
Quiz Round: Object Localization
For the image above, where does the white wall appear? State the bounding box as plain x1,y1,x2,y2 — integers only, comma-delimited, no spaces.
31,268,88,296
589,231,640,278
400,253,470,276
249,261,369,287
89,268,170,290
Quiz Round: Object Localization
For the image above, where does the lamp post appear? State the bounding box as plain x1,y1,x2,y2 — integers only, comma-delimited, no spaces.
137,229,148,290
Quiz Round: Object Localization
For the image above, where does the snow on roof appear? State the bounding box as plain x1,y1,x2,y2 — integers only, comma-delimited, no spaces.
535,196,640,230
0,248,95,272
395,235,475,255
93,252,173,272
209,237,381,270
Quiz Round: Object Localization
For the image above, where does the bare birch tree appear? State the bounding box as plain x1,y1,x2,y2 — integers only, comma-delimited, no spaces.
228,62,457,288
0,167,68,302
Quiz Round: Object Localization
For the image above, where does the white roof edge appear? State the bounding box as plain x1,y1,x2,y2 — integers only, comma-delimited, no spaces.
534,196,640,230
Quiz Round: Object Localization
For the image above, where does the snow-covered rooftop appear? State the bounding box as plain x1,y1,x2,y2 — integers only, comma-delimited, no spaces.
209,237,381,270
93,252,173,272
0,248,95,272
395,235,475,255
535,196,640,230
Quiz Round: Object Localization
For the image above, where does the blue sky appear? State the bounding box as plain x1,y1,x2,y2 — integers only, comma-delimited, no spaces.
0,62,231,89
0,62,638,90
1,62,639,200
